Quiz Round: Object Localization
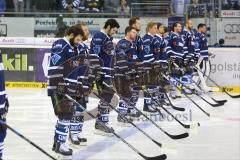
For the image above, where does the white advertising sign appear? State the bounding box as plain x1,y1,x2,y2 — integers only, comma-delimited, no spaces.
217,18,240,46
209,48,240,86
221,10,240,18
0,17,35,37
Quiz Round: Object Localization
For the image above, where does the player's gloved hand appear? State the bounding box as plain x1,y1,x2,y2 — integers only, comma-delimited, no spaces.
160,63,168,73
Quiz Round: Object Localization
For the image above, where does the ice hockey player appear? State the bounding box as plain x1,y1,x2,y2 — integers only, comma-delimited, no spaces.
142,22,161,114
155,23,169,105
115,26,142,124
89,19,120,135
0,51,9,159
68,23,90,146
127,16,143,119
195,23,214,92
48,25,85,158
166,22,186,99
180,19,197,94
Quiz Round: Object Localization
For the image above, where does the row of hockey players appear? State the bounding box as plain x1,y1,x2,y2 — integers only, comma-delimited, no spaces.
47,17,210,158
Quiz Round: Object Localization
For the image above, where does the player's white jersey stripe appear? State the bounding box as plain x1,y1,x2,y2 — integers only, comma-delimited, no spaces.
0,91,6,96
47,74,63,78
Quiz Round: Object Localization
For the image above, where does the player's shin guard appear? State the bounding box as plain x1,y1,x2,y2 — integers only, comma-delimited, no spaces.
117,99,133,125
127,88,141,119
157,87,169,106
53,120,72,156
169,77,181,99
69,103,87,146
181,74,194,94
143,86,158,114
95,101,113,136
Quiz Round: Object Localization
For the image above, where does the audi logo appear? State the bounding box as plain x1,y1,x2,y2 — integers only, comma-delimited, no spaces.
224,24,240,34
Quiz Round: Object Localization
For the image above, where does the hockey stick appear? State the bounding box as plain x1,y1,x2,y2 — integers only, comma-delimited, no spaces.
0,120,56,160
64,94,167,160
100,82,189,140
191,79,227,104
195,67,240,98
162,74,210,117
162,90,185,112
143,89,200,129
172,77,224,107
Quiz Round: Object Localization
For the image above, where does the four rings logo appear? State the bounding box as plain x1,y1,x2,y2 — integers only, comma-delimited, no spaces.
224,24,240,34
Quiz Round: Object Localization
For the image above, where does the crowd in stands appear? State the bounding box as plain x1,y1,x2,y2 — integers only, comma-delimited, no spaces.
0,0,239,17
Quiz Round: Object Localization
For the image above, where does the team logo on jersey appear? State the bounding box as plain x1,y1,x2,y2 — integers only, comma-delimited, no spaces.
144,46,150,54
51,54,61,65
93,45,101,55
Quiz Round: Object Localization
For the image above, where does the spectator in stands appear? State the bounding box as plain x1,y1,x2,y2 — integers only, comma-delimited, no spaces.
12,0,24,13
62,0,81,13
85,0,104,13
188,0,205,18
0,0,6,16
171,0,190,17
116,0,130,17
222,0,240,10
103,0,118,13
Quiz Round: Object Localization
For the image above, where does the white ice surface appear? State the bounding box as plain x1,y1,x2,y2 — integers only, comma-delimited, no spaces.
3,89,240,160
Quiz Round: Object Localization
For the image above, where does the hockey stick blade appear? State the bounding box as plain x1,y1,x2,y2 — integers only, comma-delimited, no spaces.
229,94,240,98
164,92,185,112
199,96,224,107
211,98,227,104
166,132,189,139
140,153,167,160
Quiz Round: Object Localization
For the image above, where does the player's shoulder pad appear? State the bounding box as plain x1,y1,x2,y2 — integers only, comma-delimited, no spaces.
51,39,68,54
143,34,153,43
92,31,108,43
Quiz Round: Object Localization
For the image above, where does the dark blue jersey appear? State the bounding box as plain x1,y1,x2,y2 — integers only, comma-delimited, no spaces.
195,32,208,59
166,32,186,59
181,28,197,58
142,34,160,63
133,33,144,62
155,34,168,64
0,53,7,114
90,31,115,79
115,38,139,75
116,39,139,63
47,38,78,96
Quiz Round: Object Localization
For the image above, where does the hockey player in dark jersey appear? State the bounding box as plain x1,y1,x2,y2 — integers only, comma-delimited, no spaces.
115,26,142,124
68,23,90,146
195,23,215,92
142,22,161,114
125,17,144,119
89,19,120,135
0,52,9,159
166,22,186,99
48,25,85,158
180,19,197,94
155,23,169,105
